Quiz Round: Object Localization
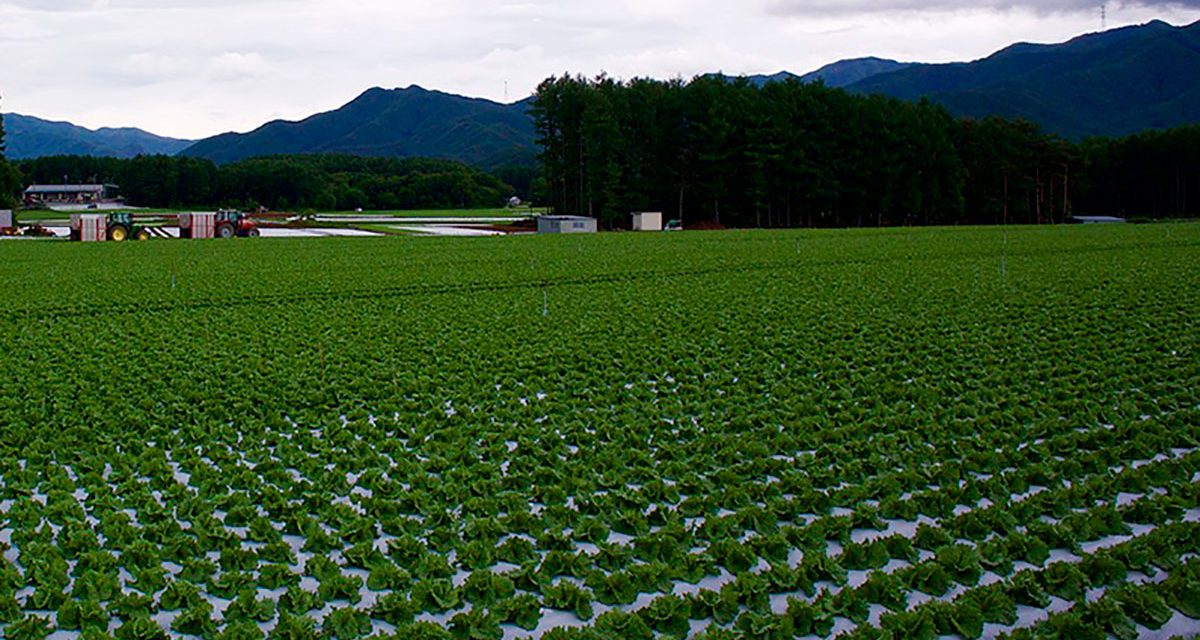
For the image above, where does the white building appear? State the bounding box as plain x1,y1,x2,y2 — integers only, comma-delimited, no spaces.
25,184,119,207
631,212,663,231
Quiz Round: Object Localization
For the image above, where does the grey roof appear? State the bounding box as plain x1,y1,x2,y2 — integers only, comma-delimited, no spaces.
25,184,110,194
540,215,596,221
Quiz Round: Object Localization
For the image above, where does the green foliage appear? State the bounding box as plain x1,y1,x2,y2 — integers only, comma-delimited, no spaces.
171,599,217,637
321,606,372,640
447,607,501,640
4,615,53,640
536,72,1200,227
0,225,1196,640
495,593,542,631
269,614,319,640
114,617,168,640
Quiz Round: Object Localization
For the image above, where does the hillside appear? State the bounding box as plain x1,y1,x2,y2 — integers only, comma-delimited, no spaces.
848,19,1200,139
798,57,914,87
3,114,193,159
180,86,536,169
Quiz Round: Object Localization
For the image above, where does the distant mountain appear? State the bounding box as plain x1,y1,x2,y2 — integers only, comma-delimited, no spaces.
847,20,1200,139
721,58,912,89
3,114,193,159
798,57,914,87
738,71,801,87
180,86,536,169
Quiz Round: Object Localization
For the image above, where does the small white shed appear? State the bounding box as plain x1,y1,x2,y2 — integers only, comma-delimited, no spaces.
537,215,597,234
631,212,663,231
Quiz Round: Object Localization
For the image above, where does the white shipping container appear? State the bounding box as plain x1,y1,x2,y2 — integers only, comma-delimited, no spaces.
0,210,12,229
70,213,107,242
632,211,663,231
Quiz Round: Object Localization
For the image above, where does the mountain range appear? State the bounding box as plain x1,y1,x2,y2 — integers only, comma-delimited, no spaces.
178,86,536,169
847,19,1200,139
5,19,1199,166
3,114,192,160
740,57,914,88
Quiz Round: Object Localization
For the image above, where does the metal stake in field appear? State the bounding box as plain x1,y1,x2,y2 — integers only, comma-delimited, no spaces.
1001,229,1008,279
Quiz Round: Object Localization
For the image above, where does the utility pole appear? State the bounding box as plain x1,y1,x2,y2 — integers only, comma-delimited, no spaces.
1101,5,1107,30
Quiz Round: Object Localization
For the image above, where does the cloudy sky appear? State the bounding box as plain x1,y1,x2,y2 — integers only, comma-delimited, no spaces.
1,0,1198,140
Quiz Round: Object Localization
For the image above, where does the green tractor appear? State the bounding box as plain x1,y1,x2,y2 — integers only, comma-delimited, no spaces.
104,212,152,242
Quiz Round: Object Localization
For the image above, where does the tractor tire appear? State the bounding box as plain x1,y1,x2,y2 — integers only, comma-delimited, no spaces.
216,223,235,239
135,228,152,241
69,229,80,242
108,225,130,242
180,228,192,239
246,228,261,238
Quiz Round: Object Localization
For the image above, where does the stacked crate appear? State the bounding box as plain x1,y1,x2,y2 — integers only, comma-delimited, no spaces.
178,212,216,239
70,214,107,242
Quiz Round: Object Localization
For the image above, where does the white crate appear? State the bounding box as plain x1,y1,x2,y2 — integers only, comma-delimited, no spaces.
632,211,663,231
70,214,107,242
179,212,216,239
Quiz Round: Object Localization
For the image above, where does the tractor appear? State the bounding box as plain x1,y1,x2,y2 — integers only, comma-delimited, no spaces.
216,209,260,238
68,212,152,241
102,212,152,242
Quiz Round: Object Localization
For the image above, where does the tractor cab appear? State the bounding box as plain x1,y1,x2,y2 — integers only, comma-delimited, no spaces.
215,209,260,238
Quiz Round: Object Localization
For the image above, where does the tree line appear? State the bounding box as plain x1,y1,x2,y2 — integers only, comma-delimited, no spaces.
0,104,22,209
12,154,517,211
532,74,1200,228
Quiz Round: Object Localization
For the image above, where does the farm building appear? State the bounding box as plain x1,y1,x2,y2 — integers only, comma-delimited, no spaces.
24,184,120,207
537,215,597,234
631,212,663,231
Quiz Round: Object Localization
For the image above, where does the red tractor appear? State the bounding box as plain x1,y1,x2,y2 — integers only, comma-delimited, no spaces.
216,209,260,238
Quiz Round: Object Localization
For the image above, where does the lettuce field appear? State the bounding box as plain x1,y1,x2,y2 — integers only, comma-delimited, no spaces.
1,225,1199,640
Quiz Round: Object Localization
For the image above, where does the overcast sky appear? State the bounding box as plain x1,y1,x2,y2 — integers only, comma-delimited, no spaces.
1,1,1197,140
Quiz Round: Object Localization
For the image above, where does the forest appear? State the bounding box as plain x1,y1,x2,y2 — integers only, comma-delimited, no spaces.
532,74,1200,228
0,110,23,209
12,154,516,211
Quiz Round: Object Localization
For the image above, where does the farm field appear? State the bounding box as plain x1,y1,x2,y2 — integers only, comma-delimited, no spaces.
0,225,1198,640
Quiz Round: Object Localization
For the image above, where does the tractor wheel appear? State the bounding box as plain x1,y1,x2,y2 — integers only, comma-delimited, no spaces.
135,228,152,241
108,225,129,242
216,223,235,239
246,227,261,238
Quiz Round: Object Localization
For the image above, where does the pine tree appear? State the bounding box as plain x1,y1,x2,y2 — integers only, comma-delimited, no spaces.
0,95,22,208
